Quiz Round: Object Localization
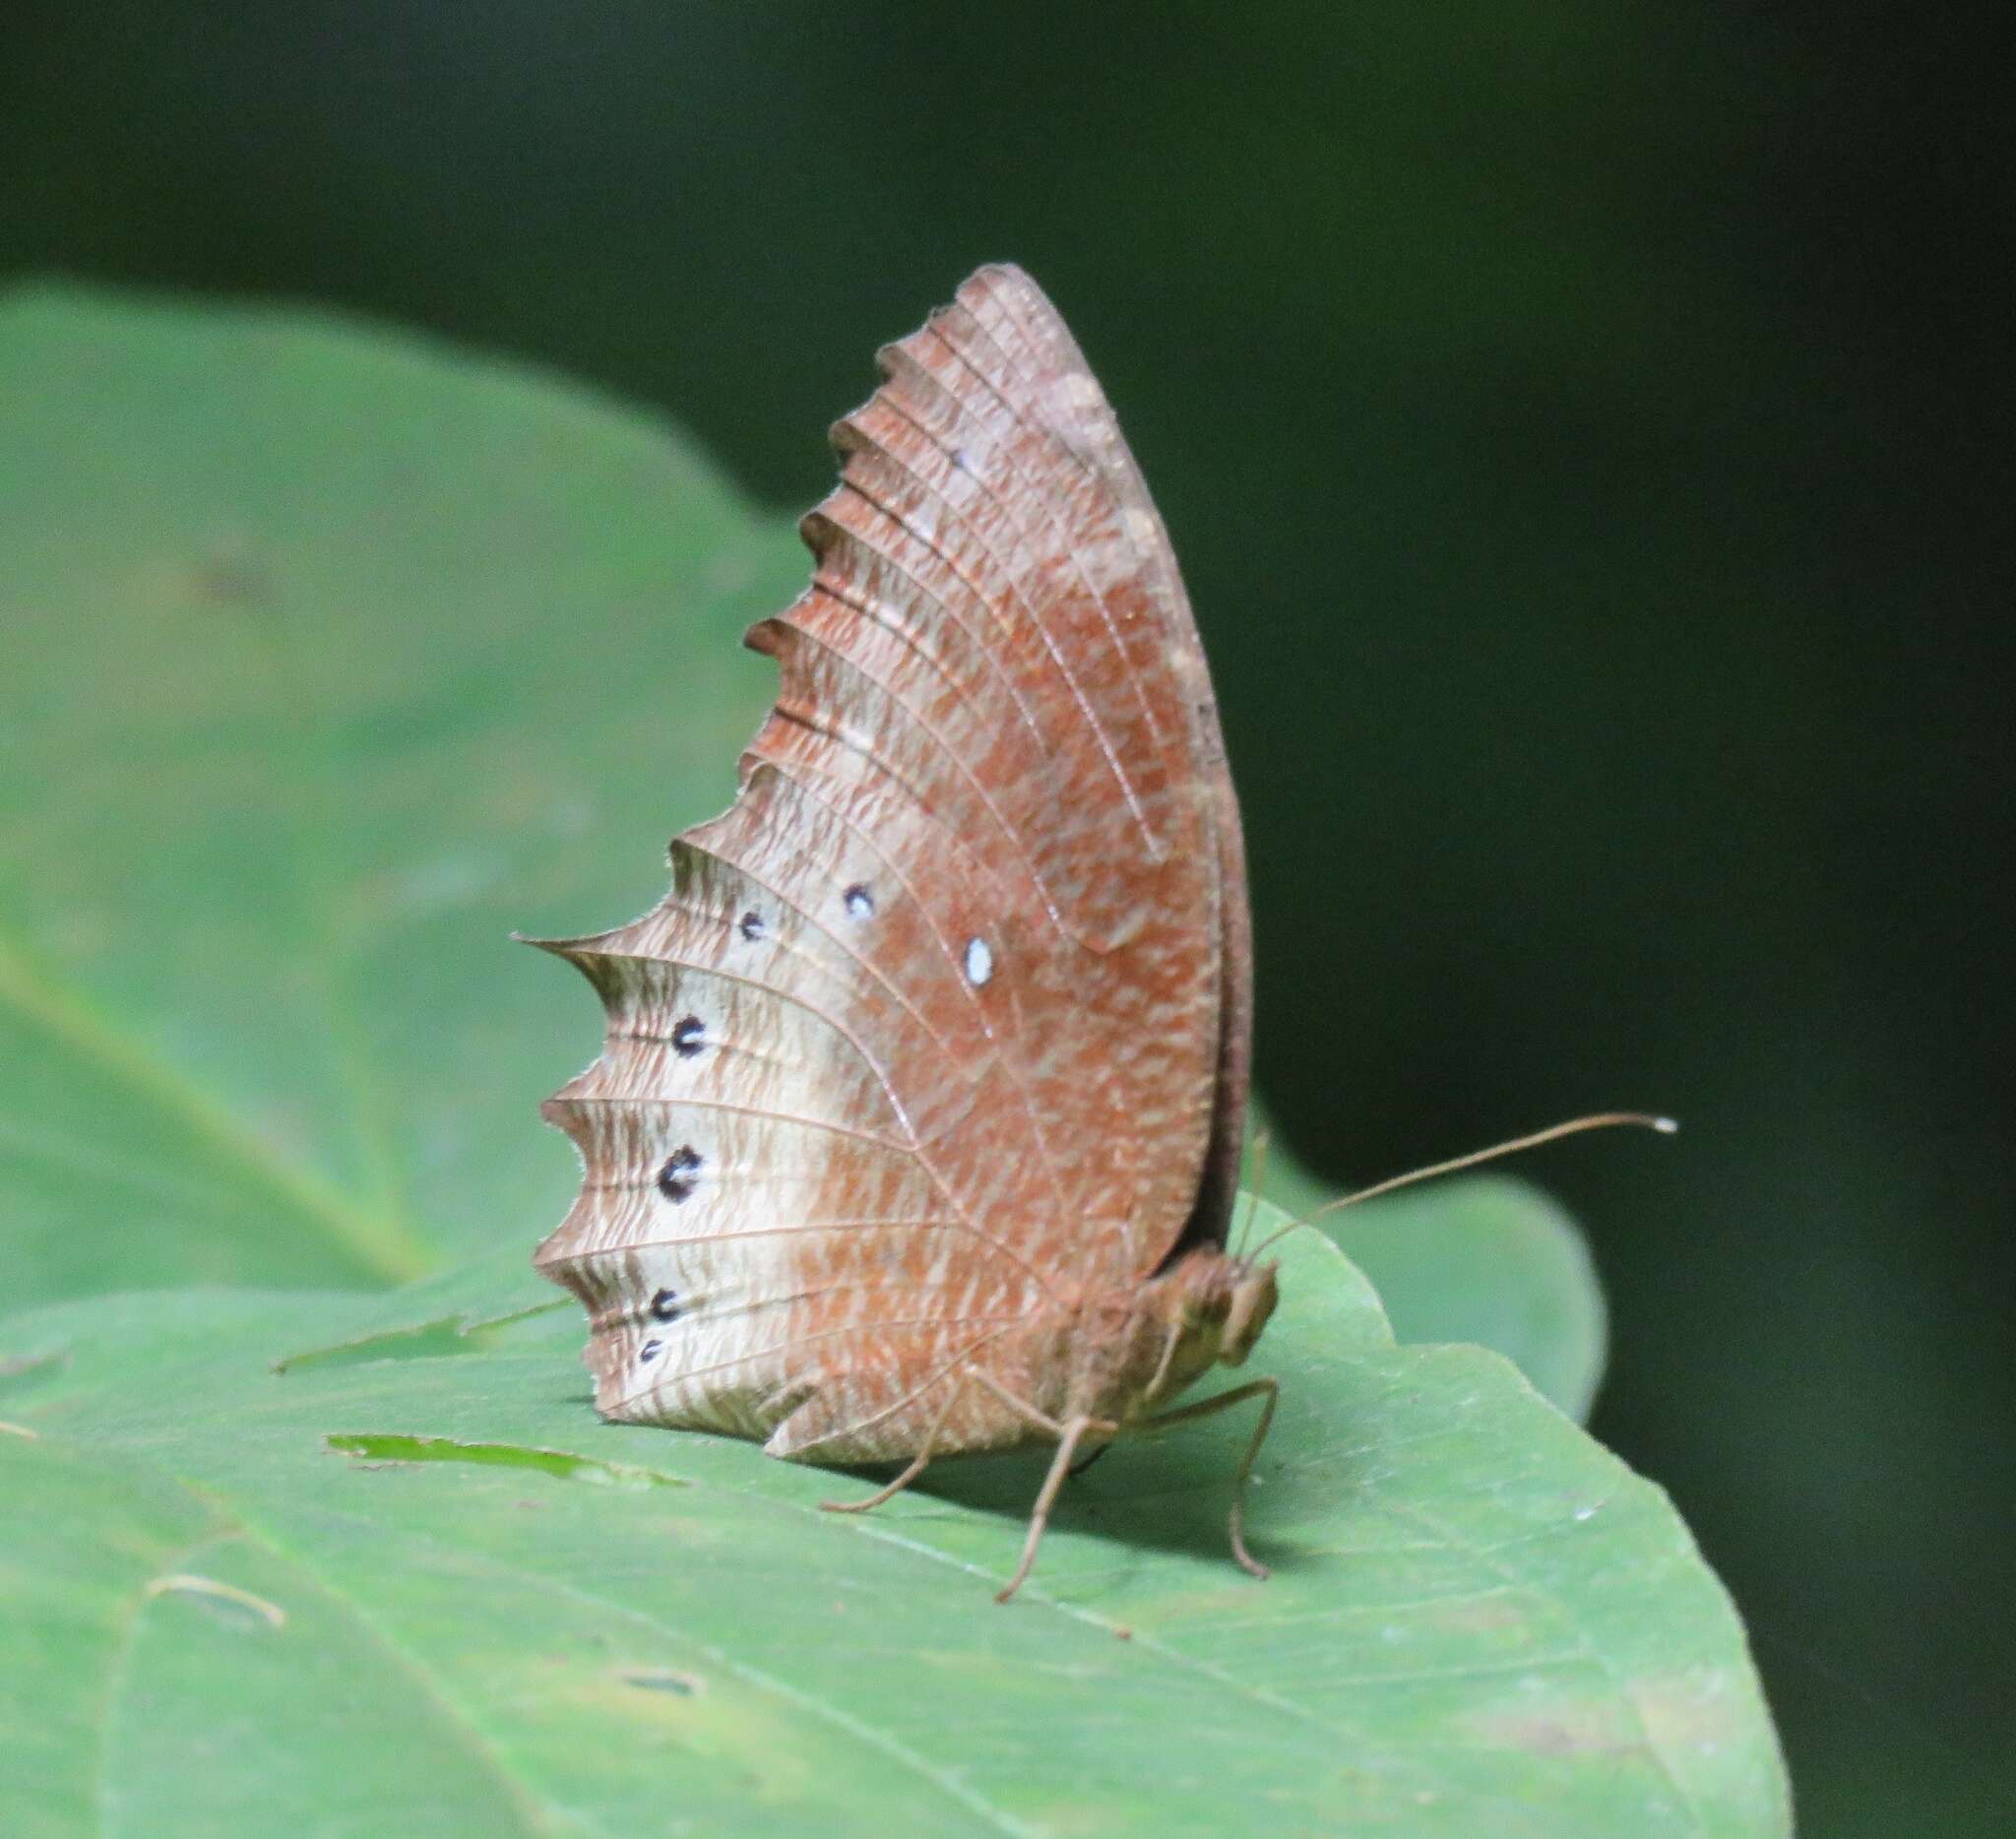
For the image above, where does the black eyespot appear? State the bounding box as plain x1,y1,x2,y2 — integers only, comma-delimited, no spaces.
657,1146,702,1203
844,882,875,920
639,1338,663,1363
737,910,766,942
670,1015,705,1057
650,1288,680,1322
949,445,971,472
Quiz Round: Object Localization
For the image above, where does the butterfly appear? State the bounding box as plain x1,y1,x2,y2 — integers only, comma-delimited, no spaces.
532,263,1276,1603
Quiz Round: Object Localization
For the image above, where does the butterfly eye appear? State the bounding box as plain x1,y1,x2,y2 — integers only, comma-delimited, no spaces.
737,910,766,942
657,1147,703,1203
843,882,875,920
963,937,994,986
650,1288,681,1322
670,1015,706,1057
638,1338,663,1363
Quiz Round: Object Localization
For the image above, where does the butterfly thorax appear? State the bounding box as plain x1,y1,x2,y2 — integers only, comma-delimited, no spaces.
1048,1246,1280,1431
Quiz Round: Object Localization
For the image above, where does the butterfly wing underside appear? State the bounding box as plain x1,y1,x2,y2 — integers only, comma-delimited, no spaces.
535,265,1251,1462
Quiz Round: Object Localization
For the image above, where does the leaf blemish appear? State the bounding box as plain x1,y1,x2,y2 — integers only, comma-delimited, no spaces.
275,1304,570,1374
326,1432,688,1490
621,1668,704,1696
187,545,278,608
144,1573,286,1629
0,1347,70,1397
1465,1700,1636,1759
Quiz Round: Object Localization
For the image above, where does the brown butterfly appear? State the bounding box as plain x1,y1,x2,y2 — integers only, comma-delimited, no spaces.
532,265,1275,1601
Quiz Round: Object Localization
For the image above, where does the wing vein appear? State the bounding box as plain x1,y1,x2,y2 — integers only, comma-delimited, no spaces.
607,1313,1032,1417
550,1093,909,1153
917,318,1173,774
839,472,1156,850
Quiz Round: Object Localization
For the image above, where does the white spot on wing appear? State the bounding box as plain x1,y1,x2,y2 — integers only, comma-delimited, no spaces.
964,937,994,986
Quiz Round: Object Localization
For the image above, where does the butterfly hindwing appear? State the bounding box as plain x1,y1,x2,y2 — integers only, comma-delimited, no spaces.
535,266,1250,1461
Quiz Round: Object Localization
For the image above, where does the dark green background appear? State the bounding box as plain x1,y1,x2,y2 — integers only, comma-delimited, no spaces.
4,5,2007,1833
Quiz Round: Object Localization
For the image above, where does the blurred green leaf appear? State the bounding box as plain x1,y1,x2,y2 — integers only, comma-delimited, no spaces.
0,1219,1788,1838
1254,1120,1608,1421
0,287,797,1303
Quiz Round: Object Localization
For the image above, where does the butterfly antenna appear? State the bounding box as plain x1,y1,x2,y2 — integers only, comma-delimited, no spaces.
1233,1128,1273,1261
1246,1111,1677,1260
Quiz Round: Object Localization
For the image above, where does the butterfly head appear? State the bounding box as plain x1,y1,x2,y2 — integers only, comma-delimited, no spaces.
1217,1258,1279,1367
1170,1249,1279,1371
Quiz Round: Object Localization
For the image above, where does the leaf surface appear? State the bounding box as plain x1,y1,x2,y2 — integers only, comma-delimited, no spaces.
0,1224,1787,1838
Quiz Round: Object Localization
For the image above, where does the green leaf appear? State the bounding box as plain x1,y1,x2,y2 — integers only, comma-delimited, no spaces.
1254,1120,1609,1421
0,286,796,1304
0,291,1784,1831
0,1226,1788,1837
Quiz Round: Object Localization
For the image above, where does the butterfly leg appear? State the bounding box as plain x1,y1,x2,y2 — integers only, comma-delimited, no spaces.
818,1371,969,1515
962,1368,1121,1605
1135,1376,1281,1580
996,1414,1106,1606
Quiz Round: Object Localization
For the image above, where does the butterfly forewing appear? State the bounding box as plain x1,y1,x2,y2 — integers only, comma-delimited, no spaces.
536,266,1251,1462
